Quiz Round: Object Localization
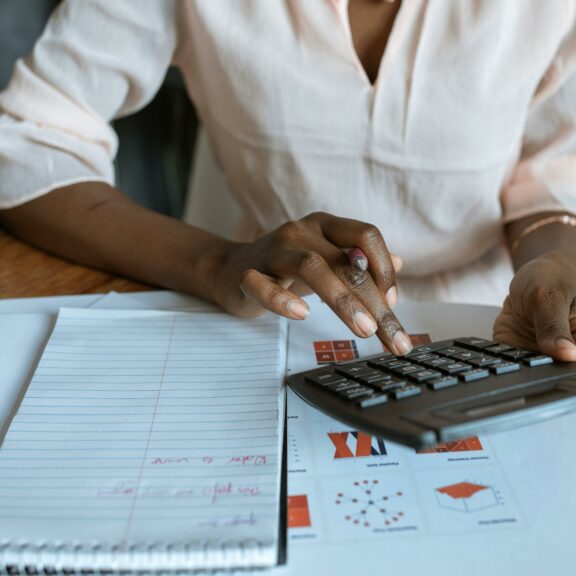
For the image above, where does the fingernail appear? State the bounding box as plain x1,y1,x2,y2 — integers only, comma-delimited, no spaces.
287,300,309,319
391,254,403,271
392,331,413,356
353,257,368,271
349,248,368,271
353,311,377,337
386,286,398,307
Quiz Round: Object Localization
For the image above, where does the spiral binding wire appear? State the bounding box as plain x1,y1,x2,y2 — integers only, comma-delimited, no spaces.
0,540,268,574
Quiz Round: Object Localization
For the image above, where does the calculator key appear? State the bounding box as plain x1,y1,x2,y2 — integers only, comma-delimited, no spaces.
357,394,389,408
350,368,388,383
339,386,374,400
467,355,502,368
393,364,424,376
490,361,521,375
326,381,357,393
367,354,395,368
306,371,348,387
405,345,436,358
427,376,459,390
379,359,413,371
407,353,440,363
459,368,490,382
391,385,422,400
440,362,472,374
484,344,514,355
453,337,499,351
409,369,443,383
435,346,468,358
356,374,392,388
452,350,482,362
365,373,392,382
524,355,554,367
370,379,407,392
500,349,537,362
422,357,452,368
369,358,402,369
334,363,372,378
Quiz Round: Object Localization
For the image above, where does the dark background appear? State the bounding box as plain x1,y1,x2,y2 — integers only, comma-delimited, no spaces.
0,0,197,218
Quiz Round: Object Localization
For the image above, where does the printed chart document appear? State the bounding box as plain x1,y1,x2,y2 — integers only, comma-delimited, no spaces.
0,308,287,572
280,298,576,576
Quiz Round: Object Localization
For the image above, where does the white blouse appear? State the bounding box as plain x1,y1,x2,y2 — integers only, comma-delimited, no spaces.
1,0,576,305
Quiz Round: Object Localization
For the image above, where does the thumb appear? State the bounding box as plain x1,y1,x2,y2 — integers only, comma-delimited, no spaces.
532,291,576,361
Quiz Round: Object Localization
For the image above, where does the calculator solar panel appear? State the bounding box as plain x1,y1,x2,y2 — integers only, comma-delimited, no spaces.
286,337,576,449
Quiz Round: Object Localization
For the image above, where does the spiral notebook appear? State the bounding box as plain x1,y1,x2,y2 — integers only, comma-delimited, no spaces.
0,308,287,572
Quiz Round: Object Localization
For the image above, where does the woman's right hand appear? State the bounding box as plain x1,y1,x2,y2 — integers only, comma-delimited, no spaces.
210,212,412,356
0,189,410,355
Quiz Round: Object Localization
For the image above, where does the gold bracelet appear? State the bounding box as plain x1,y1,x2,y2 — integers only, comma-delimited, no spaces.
510,213,576,255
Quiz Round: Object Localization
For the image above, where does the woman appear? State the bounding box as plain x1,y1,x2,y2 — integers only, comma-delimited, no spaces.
0,0,575,359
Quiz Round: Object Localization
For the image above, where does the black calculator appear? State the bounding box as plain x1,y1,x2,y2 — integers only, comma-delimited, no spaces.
287,337,576,449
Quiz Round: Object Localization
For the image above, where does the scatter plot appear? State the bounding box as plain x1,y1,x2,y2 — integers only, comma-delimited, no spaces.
334,480,405,528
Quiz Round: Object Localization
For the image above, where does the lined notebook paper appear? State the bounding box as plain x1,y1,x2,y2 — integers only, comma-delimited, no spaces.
0,308,287,572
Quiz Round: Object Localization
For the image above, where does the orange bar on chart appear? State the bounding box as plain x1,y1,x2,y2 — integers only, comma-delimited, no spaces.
287,495,312,528
417,436,483,454
436,482,488,499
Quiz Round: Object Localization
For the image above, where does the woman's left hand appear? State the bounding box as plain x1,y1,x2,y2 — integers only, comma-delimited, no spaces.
493,251,576,361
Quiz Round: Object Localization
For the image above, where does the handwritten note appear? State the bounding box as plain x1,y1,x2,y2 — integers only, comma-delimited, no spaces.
0,308,286,570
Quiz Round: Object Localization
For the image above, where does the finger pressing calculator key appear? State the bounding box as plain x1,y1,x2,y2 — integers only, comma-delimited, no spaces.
287,336,576,449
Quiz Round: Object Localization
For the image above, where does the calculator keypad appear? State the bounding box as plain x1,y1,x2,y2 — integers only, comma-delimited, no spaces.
305,338,555,409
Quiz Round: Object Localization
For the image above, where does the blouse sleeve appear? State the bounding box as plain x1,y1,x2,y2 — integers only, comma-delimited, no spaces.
501,15,576,222
0,0,178,209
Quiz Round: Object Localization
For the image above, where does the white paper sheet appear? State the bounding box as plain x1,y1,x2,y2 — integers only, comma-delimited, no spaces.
0,294,135,430
94,291,219,312
0,314,54,434
0,294,104,315
0,292,205,448
0,291,209,315
0,308,287,571
2,293,576,575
